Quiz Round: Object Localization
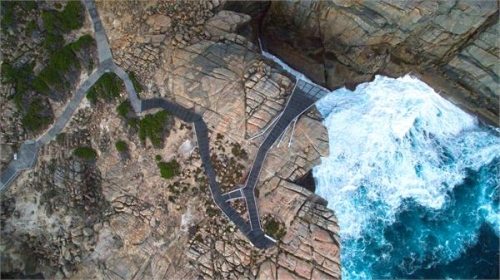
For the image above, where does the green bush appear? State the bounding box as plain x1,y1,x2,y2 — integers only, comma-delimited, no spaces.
43,32,64,52
264,217,287,240
155,155,162,161
1,61,35,107
25,20,37,35
86,73,123,104
231,143,248,160
115,140,128,152
157,160,180,179
21,99,52,132
116,100,131,118
73,146,97,160
138,110,169,148
42,1,84,34
128,71,143,93
68,34,94,52
1,2,16,29
56,133,66,144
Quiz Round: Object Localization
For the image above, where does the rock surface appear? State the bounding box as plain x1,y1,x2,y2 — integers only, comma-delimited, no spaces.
1,1,340,279
262,0,499,125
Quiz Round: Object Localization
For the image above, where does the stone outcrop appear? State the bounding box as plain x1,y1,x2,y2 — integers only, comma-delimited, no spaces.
1,1,340,279
261,0,499,125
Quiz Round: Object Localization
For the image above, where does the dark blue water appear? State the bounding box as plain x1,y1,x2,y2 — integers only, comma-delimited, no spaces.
371,159,499,279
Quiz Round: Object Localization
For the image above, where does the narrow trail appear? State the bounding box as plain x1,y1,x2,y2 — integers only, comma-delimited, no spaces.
0,0,328,249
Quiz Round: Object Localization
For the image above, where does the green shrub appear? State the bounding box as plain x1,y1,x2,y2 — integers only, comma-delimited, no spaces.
43,32,64,52
127,117,139,129
25,20,37,35
138,110,169,148
116,100,131,118
157,160,180,179
56,133,66,144
1,2,16,29
73,146,97,160
264,217,287,240
231,143,248,160
128,71,143,93
68,34,94,52
21,99,52,132
155,155,162,161
115,140,128,152
86,72,123,104
42,1,84,34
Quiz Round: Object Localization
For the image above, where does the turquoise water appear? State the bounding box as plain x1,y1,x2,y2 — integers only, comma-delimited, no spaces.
313,76,500,279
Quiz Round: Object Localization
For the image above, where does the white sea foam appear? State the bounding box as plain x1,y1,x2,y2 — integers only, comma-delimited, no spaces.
313,75,500,239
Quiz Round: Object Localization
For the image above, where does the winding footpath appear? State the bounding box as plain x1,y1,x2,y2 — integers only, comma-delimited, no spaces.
0,0,328,249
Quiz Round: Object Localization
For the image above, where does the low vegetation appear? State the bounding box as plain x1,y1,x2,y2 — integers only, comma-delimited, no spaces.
1,1,37,31
21,99,52,132
116,100,131,118
73,146,97,160
157,160,180,179
1,2,92,135
115,140,128,152
86,72,123,104
41,1,84,34
2,33,94,133
138,110,169,148
231,143,248,160
264,216,287,240
128,71,143,94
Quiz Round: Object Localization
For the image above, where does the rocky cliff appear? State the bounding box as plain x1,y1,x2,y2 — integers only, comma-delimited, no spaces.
261,0,499,125
1,1,340,279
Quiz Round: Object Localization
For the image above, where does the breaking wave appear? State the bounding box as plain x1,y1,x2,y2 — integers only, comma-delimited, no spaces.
313,75,500,279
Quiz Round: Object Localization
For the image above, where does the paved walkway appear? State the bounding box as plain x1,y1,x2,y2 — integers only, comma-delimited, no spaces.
0,0,329,249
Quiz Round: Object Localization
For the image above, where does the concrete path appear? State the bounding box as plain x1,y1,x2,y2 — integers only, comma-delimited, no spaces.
0,0,329,250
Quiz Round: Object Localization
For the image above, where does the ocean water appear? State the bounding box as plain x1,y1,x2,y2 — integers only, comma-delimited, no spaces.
313,75,500,279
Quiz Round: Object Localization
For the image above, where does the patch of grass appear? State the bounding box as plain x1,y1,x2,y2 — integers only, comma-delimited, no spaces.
157,160,180,179
115,140,128,152
138,110,169,148
86,73,123,104
73,146,97,160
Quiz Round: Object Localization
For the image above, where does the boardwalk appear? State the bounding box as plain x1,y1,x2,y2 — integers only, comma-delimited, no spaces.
0,0,329,249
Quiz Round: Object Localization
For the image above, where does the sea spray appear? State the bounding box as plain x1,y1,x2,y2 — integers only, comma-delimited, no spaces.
314,75,500,278
260,46,499,278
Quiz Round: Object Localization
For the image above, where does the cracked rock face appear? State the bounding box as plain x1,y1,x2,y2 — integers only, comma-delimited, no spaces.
1,1,340,279
262,0,499,125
